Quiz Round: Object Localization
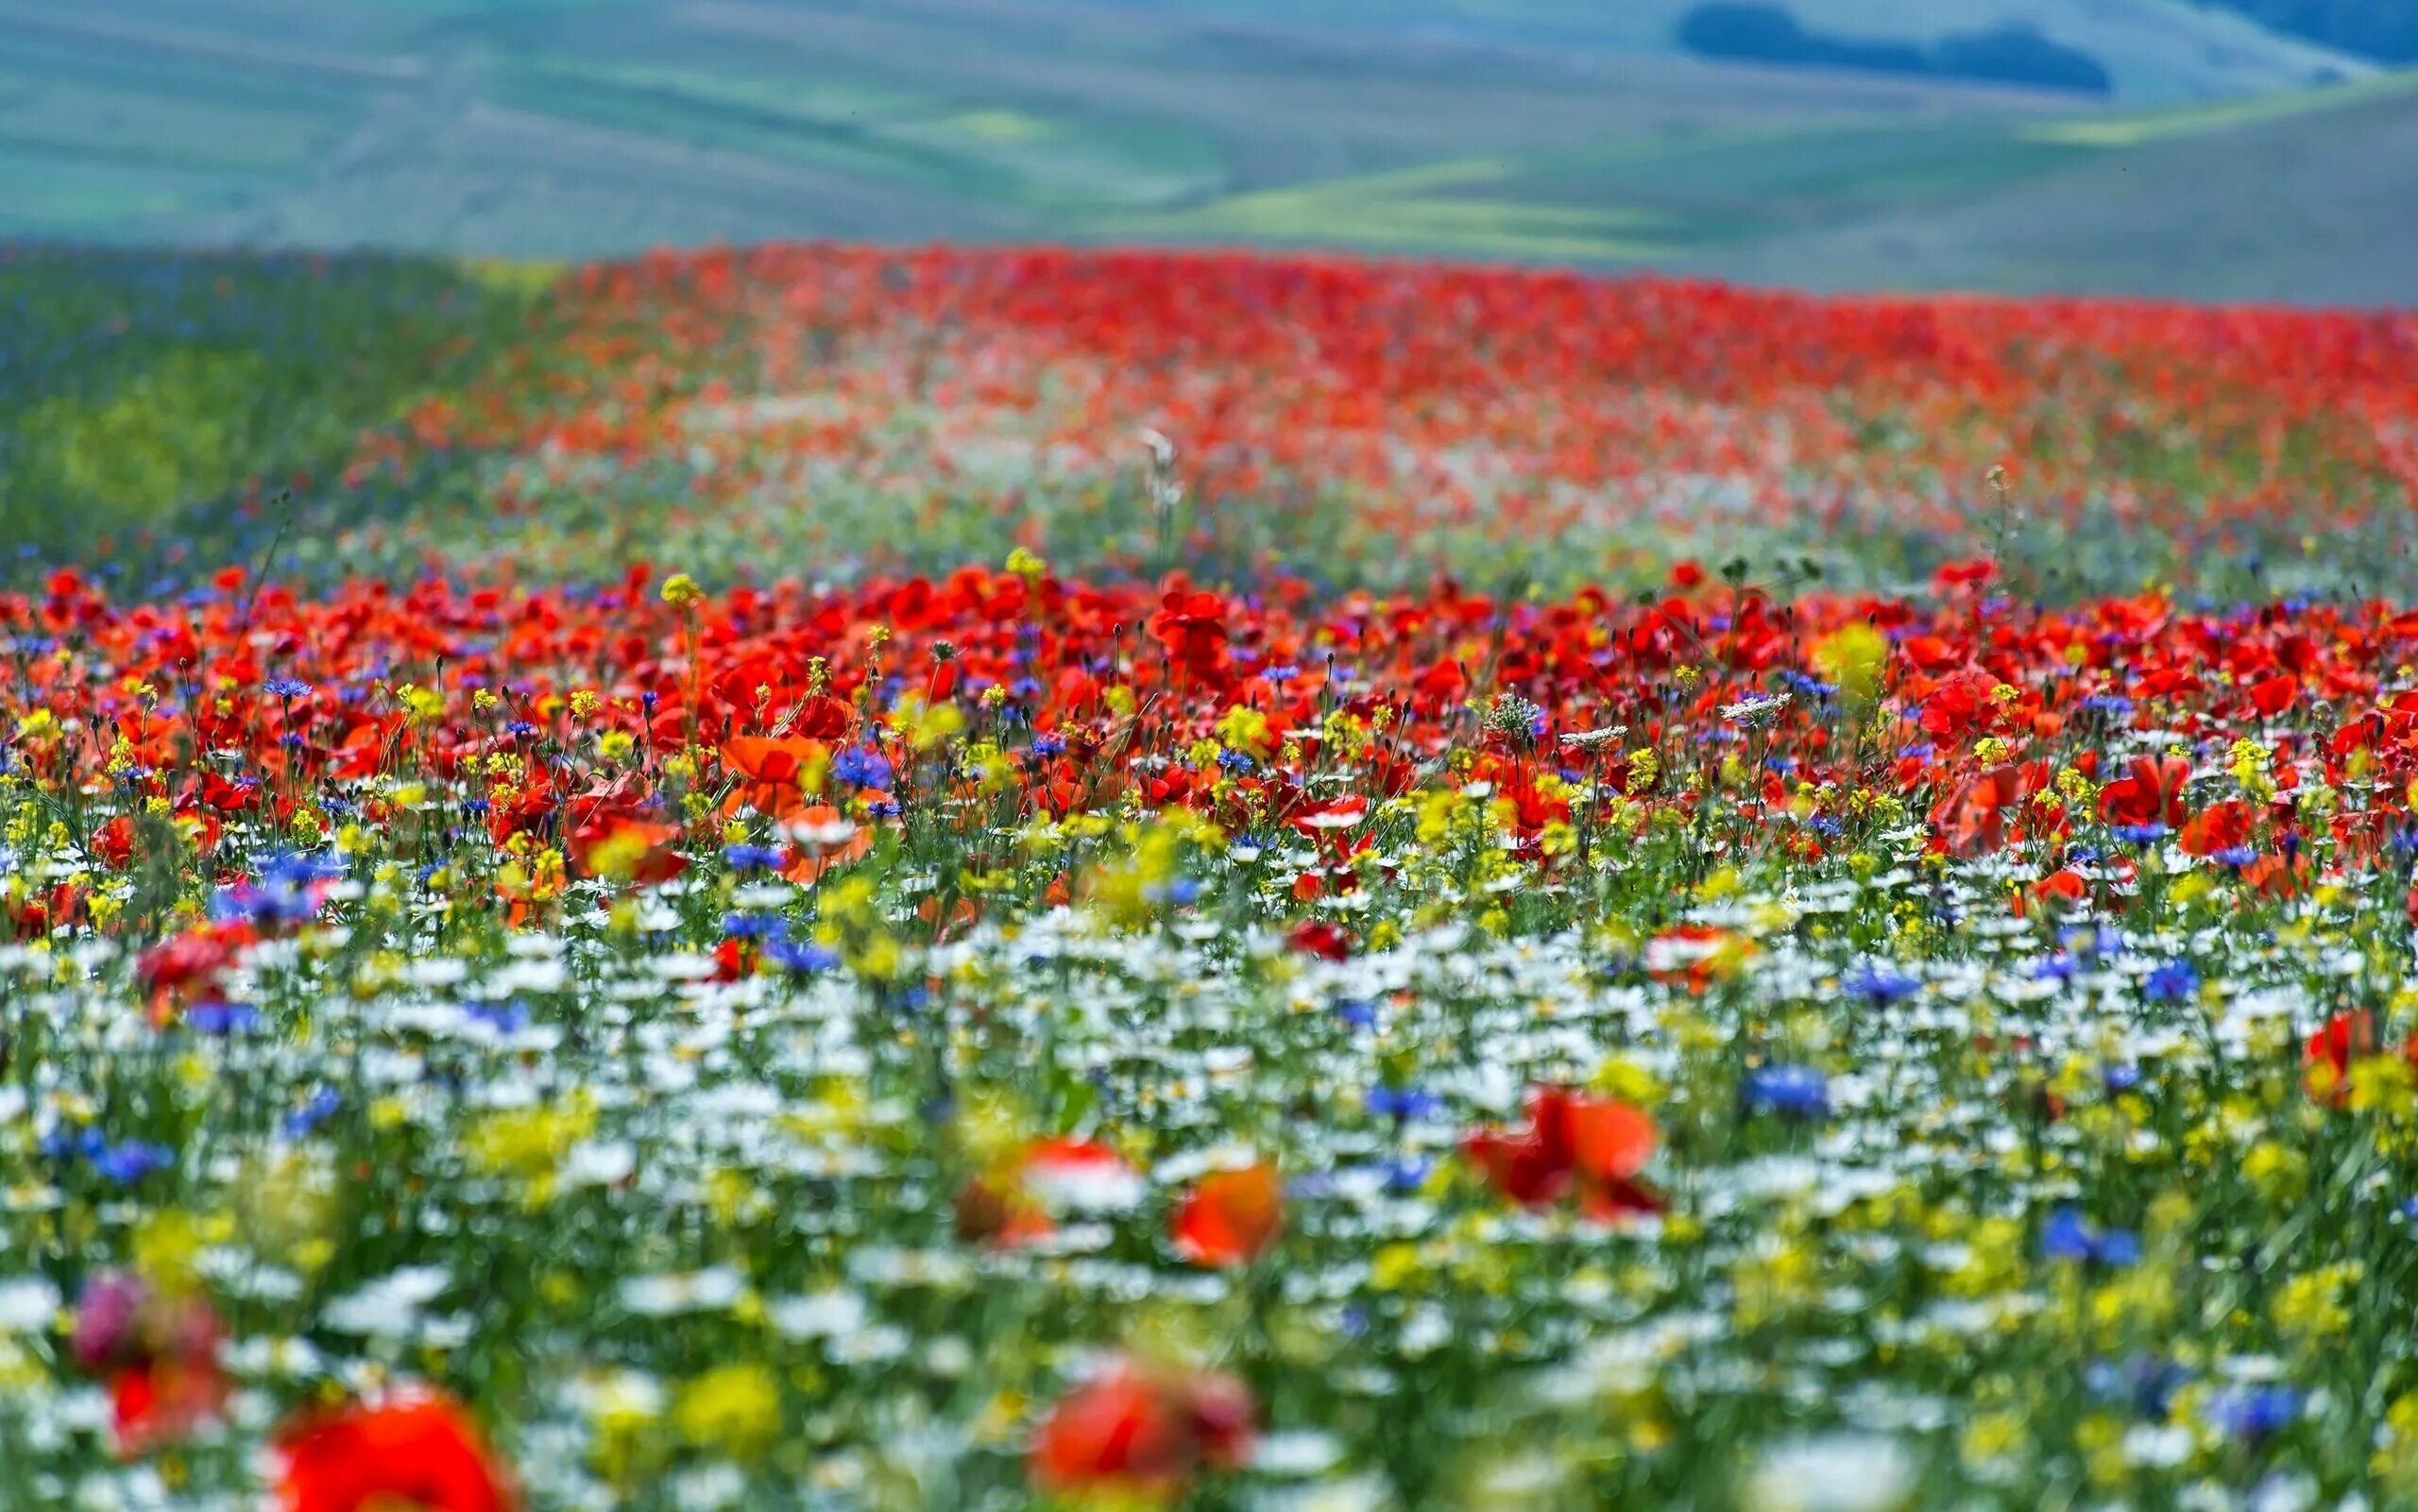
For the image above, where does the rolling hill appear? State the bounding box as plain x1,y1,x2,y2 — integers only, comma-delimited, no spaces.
1,0,2410,304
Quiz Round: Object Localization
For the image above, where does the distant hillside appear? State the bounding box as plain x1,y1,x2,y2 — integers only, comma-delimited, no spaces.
2191,1,2418,62
1,0,2412,304
1108,0,2370,102
1690,72,2418,304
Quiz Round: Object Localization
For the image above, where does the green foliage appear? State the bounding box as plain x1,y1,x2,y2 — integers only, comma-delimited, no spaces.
0,248,547,551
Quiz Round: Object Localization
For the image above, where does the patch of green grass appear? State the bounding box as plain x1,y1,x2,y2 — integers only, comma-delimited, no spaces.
2021,64,2418,145
496,53,933,127
0,249,549,551
1105,163,1678,261
491,53,1227,212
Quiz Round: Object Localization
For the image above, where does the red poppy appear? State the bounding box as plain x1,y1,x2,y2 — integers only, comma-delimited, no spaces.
274,1390,518,1512
2099,756,2190,829
565,818,688,886
1170,1162,1285,1266
1463,1086,1660,1220
110,1356,230,1457
1030,1362,1253,1503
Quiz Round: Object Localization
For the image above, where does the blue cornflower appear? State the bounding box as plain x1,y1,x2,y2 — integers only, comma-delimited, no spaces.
467,1001,529,1035
41,1128,106,1164
2112,823,2169,845
1032,735,1067,757
1744,1064,1830,1119
1143,877,1201,906
721,913,781,940
1367,1086,1443,1122
831,745,894,790
723,843,786,873
2104,1063,2142,1094
1334,997,1378,1029
2044,1207,2139,1267
1847,965,1921,1005
1263,664,1300,684
1217,749,1256,774
768,941,841,975
2214,845,2259,868
2143,962,2200,1003
210,852,338,926
186,1001,260,1035
2079,695,2136,717
264,676,313,699
2207,1385,2301,1441
2033,954,2078,982
282,1088,341,1139
94,1141,174,1184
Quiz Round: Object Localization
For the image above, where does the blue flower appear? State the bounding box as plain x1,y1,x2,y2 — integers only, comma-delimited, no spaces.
2214,845,2259,868
210,852,340,926
769,941,841,975
2207,1385,2301,1441
1032,735,1066,757
264,676,313,699
1847,965,1921,1005
723,843,786,873
721,912,782,940
2032,954,2077,982
2142,962,2200,1003
94,1141,174,1184
186,1001,259,1035
1744,1064,1830,1118
1334,997,1377,1029
2044,1207,2139,1267
467,1001,529,1035
2112,823,2169,845
1367,1086,1443,1122
1217,749,1256,774
282,1088,341,1139
831,745,894,790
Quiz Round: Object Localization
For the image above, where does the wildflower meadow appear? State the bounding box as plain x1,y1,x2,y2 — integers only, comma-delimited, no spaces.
6,244,2418,1511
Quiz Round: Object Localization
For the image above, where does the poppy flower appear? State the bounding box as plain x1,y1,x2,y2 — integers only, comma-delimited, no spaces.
273,1389,518,1512
2099,756,2189,829
1170,1162,1285,1266
1463,1086,1660,1220
565,818,688,886
1030,1361,1253,1503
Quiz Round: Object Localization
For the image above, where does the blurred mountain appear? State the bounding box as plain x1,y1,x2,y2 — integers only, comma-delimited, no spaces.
1106,0,2370,102
2,0,2409,304
2189,0,2418,62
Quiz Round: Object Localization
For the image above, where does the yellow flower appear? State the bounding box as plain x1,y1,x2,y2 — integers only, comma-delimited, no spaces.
659,573,705,608
1811,622,1889,705
673,1363,781,1461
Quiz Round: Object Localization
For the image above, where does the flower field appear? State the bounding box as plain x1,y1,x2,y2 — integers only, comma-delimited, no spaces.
7,245,2418,1510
